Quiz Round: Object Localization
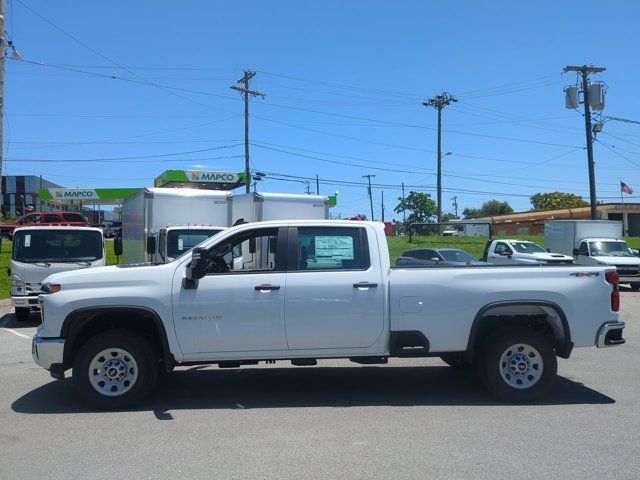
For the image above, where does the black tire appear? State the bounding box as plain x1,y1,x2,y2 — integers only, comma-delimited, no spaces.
15,307,31,322
440,354,473,370
73,330,159,409
630,283,640,291
476,326,557,403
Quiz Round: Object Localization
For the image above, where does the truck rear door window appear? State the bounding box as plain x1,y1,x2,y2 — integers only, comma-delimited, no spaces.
44,214,59,222
296,227,368,271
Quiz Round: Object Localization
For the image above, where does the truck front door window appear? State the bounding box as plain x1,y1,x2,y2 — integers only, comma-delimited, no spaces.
206,228,280,274
494,242,511,255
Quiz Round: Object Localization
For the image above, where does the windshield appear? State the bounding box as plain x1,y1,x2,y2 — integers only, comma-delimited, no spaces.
511,242,546,253
167,229,222,259
13,230,103,263
589,241,634,257
440,250,477,262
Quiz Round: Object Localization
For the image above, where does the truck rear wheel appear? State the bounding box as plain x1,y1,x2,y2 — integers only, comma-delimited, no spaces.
476,326,556,403
73,330,159,409
15,307,31,322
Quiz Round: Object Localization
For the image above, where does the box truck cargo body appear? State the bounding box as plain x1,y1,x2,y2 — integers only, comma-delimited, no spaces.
232,192,330,225
545,219,640,287
122,188,231,263
443,221,491,237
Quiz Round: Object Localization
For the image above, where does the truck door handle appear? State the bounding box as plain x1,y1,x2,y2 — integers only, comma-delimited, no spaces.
353,282,377,289
255,284,280,292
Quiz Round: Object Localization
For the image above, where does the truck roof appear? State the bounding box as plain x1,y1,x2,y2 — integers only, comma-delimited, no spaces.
240,192,328,204
13,226,104,233
142,187,231,200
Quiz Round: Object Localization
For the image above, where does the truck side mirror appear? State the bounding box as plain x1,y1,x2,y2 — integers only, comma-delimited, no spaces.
185,247,208,287
147,236,156,255
114,237,123,256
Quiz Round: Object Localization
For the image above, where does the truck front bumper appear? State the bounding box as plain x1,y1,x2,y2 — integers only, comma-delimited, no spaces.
619,275,640,284
596,322,626,348
12,295,40,308
32,335,65,370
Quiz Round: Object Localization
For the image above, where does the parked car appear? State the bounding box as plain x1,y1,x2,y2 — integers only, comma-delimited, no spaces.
482,239,574,265
32,220,624,408
0,211,88,239
396,248,488,267
106,221,122,238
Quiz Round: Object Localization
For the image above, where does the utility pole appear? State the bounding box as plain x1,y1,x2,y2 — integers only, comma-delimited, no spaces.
381,190,385,222
304,181,311,195
423,92,457,228
362,174,376,221
401,182,406,223
451,196,458,217
563,65,605,219
315,173,320,195
0,0,6,203
230,70,265,193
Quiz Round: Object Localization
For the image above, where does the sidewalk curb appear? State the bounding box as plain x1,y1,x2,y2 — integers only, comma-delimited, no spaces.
0,299,12,307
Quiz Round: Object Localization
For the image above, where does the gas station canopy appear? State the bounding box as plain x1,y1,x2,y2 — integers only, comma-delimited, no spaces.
154,170,246,190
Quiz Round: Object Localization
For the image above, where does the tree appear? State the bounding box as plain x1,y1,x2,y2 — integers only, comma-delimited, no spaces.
530,192,588,210
394,191,437,224
462,200,514,218
441,212,459,222
353,213,368,221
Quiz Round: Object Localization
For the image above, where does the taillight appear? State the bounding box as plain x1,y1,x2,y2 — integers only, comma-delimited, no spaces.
605,271,620,312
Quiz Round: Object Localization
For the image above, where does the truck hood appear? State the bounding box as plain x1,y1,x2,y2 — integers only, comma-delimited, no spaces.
518,252,574,261
592,256,640,266
11,260,102,286
42,263,174,291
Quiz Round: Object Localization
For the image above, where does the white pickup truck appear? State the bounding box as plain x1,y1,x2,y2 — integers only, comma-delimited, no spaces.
483,239,575,265
32,221,625,408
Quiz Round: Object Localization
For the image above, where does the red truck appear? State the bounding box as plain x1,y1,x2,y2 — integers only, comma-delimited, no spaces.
0,211,88,239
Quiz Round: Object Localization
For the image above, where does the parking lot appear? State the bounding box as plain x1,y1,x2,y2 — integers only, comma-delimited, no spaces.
0,293,638,480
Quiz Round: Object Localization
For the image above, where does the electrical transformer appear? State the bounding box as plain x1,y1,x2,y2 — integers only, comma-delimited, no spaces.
588,82,605,110
564,86,579,109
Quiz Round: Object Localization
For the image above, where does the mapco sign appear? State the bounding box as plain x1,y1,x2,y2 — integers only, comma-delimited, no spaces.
38,188,141,205
154,170,246,190
51,189,98,199
187,171,241,183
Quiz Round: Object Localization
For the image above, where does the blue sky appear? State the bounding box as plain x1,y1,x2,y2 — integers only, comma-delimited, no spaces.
5,0,640,219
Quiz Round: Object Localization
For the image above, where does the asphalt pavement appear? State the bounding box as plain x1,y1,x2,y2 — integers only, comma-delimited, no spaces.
0,293,639,480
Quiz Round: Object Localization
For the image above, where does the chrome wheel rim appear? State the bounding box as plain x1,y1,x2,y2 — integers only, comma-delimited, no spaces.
88,348,139,397
499,343,543,389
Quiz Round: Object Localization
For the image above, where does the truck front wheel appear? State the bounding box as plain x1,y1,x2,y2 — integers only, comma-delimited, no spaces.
73,330,159,408
476,326,557,403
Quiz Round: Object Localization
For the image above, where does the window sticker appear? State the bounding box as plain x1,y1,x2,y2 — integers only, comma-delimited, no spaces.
178,238,184,251
24,234,31,247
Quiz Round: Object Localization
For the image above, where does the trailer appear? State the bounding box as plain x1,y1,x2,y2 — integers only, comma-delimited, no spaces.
121,188,231,263
232,192,330,225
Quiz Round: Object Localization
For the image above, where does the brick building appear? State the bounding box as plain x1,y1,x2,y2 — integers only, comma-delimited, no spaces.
485,203,640,236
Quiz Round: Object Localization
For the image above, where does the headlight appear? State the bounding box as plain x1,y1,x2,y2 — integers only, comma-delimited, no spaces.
41,282,62,294
11,275,25,296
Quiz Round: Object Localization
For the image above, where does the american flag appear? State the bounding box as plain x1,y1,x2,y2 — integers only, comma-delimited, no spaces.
621,181,633,195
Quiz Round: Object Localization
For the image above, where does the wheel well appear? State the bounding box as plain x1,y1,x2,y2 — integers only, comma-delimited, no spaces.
468,302,573,360
62,308,172,370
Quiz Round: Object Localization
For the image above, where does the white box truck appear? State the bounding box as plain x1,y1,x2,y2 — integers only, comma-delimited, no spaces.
121,188,231,264
232,192,330,225
545,220,640,289
443,220,491,237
